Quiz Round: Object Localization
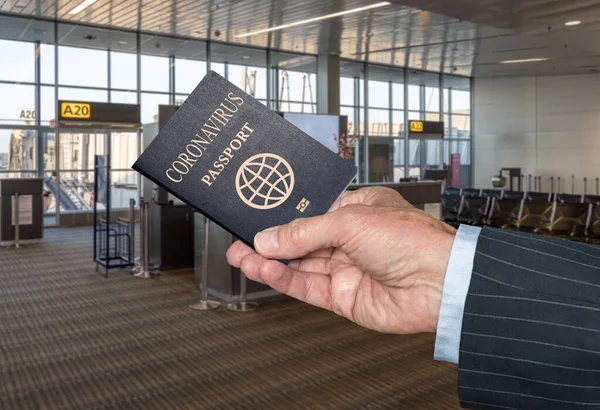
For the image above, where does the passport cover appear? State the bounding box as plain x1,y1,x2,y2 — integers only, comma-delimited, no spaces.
132,71,357,248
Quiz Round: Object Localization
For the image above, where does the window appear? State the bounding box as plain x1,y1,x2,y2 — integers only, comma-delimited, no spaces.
0,39,35,83
40,44,56,85
141,93,169,124
0,129,37,173
111,51,137,90
59,46,108,88
59,87,108,102
141,55,169,92
0,84,35,125
175,58,207,94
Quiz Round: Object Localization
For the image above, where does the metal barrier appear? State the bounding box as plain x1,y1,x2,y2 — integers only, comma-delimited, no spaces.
228,271,259,312
134,200,159,279
189,217,220,310
14,192,20,249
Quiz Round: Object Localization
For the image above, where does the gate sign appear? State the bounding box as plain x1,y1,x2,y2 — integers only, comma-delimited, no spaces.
408,120,444,139
17,108,35,121
61,102,90,119
58,100,140,128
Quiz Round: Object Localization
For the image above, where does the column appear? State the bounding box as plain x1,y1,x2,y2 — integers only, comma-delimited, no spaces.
317,54,340,115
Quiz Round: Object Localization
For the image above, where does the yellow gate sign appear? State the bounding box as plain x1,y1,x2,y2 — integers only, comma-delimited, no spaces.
409,121,424,132
61,102,91,119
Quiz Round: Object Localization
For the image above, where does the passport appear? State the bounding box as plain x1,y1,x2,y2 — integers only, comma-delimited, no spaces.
132,71,357,248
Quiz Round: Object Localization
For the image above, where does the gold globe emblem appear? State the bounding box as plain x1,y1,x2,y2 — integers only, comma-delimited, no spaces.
235,153,295,210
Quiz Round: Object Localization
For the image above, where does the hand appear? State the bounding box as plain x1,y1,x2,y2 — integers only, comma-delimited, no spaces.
226,187,456,334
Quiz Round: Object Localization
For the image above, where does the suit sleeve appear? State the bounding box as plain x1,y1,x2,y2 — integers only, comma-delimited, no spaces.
458,227,600,410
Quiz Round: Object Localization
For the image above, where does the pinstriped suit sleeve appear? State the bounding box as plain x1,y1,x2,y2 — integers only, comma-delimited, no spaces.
458,227,600,410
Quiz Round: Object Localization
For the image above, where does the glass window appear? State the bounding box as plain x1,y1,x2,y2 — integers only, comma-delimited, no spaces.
0,129,37,172
58,171,94,212
111,171,138,209
368,109,389,136
228,64,267,99
0,39,35,83
368,80,389,109
175,58,207,94
111,51,137,90
408,85,420,111
141,92,169,124
452,114,471,139
425,87,440,112
40,44,55,84
392,110,404,138
59,87,108,102
211,62,225,76
111,132,138,169
340,77,355,106
392,83,404,109
452,90,471,115
110,91,137,104
41,86,56,125
0,84,35,125
59,46,108,88
341,106,355,136
59,131,105,170
141,55,169,92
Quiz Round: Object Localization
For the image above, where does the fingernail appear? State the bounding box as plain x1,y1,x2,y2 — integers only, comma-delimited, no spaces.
255,227,279,253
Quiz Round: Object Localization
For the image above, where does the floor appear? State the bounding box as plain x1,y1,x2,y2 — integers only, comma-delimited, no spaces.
0,227,461,409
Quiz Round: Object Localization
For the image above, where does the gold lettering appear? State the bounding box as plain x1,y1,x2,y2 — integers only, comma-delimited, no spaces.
166,168,183,183
178,153,197,167
190,134,213,149
228,92,244,105
220,99,239,113
201,175,212,186
210,113,227,126
203,118,221,132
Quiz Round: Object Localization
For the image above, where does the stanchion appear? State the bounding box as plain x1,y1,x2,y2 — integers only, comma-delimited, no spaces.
129,198,136,270
14,192,20,249
228,271,259,312
557,177,561,194
135,201,159,279
528,174,532,192
597,178,599,196
571,175,575,195
550,177,555,194
538,176,542,192
189,217,220,311
584,177,588,195
533,175,538,192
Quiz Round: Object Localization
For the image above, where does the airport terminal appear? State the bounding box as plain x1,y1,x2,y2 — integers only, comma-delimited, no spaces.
1,0,599,409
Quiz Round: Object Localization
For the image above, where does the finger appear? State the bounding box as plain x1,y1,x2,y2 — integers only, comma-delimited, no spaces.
288,257,334,274
254,209,358,260
304,247,335,259
226,240,257,268
257,260,333,311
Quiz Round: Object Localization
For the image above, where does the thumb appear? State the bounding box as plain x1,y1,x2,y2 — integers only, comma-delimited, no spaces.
253,209,356,260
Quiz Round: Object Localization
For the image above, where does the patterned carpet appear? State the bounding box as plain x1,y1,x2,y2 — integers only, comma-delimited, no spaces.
0,227,460,409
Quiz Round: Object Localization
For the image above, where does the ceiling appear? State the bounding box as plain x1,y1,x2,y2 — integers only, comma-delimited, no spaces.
0,0,599,77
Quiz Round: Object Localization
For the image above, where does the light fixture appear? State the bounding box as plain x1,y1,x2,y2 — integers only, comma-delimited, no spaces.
499,58,550,64
565,20,581,26
118,40,128,45
68,0,97,14
235,2,391,38
242,55,250,59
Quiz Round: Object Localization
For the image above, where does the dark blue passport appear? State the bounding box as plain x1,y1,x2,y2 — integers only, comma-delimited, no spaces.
132,71,357,248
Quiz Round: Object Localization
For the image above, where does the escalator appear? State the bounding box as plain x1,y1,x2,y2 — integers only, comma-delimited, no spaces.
43,176,91,211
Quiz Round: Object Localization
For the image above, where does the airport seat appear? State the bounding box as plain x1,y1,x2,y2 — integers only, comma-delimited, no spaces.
457,196,491,226
501,190,525,200
555,193,584,204
584,205,600,244
442,194,464,227
585,195,600,205
481,189,503,198
462,188,482,198
542,202,591,239
525,192,552,202
443,188,462,197
486,197,524,228
514,201,554,233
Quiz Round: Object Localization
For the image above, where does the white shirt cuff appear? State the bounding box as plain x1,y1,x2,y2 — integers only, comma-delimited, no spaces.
434,225,481,364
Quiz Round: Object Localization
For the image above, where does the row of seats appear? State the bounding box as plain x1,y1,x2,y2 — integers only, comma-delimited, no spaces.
442,188,600,243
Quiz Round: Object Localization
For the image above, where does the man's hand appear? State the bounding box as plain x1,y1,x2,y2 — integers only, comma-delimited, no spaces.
226,187,456,334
